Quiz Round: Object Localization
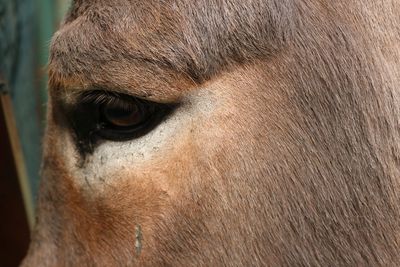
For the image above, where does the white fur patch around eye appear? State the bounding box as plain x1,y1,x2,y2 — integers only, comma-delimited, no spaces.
66,88,217,190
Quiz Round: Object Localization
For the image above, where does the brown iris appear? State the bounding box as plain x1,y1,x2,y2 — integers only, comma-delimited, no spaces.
101,101,144,128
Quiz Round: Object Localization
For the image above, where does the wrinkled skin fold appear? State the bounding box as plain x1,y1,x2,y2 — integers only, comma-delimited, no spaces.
22,0,400,266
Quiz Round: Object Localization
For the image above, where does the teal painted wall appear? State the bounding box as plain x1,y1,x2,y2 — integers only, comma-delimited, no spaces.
1,0,42,210
0,0,70,216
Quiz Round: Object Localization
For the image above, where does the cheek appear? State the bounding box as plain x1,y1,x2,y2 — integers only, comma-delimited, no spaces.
37,127,200,263
41,93,214,251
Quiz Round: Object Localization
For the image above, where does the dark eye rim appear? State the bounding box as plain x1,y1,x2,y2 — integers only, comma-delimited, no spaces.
99,97,152,129
96,100,173,141
70,90,178,149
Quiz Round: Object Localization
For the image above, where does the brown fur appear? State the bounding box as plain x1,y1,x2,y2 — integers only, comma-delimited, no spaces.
22,0,400,266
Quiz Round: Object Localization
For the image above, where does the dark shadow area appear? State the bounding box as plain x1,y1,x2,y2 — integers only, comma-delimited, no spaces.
0,94,30,267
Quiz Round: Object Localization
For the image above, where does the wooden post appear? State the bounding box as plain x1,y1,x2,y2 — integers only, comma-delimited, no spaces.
0,80,34,229
0,78,31,266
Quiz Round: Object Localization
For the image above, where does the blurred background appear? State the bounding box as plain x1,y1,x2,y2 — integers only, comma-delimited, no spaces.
1,0,71,266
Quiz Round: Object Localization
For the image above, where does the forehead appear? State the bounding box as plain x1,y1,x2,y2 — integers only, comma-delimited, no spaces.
65,0,179,38
49,0,293,97
49,0,192,99
67,0,172,20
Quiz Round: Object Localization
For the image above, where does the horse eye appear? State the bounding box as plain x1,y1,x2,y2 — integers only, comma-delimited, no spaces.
69,91,176,152
95,95,172,141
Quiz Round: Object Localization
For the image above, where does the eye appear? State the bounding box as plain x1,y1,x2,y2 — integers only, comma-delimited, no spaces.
96,95,163,140
68,90,176,152
99,97,153,130
101,99,144,127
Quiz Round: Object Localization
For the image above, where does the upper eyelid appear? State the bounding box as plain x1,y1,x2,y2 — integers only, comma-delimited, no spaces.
61,86,149,106
76,89,182,106
60,88,182,110
80,91,145,114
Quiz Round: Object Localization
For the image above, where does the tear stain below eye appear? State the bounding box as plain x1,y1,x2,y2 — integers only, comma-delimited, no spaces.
135,225,143,255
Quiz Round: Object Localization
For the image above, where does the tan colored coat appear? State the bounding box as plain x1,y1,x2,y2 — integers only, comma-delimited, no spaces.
22,1,400,266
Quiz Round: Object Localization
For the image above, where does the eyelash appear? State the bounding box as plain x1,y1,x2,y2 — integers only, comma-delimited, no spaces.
81,91,126,107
